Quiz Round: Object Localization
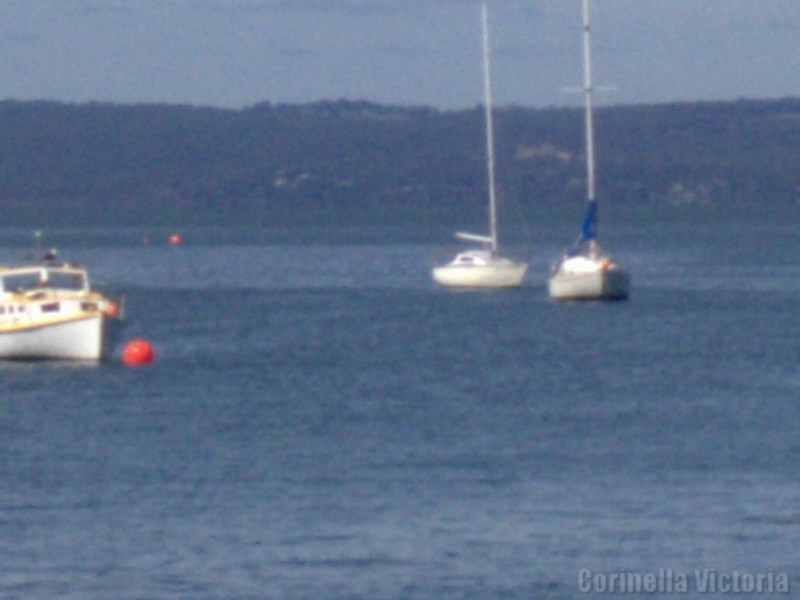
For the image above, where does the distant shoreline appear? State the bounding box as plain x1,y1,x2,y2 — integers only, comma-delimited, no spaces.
1,97,798,227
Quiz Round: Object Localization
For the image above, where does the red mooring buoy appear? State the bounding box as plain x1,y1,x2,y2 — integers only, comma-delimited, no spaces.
122,339,155,365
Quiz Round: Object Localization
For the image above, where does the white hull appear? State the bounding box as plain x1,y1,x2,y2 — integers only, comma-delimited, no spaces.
0,313,122,361
433,258,528,288
549,260,630,301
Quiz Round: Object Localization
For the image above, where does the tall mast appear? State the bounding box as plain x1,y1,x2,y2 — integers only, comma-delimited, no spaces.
481,2,498,253
582,0,596,204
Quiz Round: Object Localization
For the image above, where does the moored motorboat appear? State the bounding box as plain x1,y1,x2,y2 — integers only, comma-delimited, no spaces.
0,251,124,361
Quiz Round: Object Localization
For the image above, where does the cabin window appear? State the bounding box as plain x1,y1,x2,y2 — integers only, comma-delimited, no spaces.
2,272,41,293
41,302,60,313
47,272,86,291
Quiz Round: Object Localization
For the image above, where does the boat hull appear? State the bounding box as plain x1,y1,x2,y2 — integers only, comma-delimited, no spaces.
433,260,528,288
549,265,630,301
0,313,123,361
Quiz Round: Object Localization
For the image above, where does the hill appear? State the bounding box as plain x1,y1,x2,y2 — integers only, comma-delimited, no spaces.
0,98,798,226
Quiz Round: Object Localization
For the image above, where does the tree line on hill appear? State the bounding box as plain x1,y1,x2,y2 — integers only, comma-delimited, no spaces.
0,97,798,226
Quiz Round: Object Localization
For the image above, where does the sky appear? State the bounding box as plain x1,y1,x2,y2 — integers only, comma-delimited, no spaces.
0,0,799,111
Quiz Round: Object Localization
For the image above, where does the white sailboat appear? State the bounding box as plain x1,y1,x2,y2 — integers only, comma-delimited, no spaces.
548,0,630,301
432,3,528,288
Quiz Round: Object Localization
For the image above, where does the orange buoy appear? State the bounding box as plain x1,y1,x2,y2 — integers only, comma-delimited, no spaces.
122,339,155,365
169,233,183,245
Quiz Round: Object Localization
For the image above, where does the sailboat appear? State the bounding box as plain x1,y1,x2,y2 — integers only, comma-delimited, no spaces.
432,3,528,288
548,0,630,301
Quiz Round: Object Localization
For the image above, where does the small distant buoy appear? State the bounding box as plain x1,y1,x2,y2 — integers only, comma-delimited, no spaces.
169,233,183,245
122,339,155,365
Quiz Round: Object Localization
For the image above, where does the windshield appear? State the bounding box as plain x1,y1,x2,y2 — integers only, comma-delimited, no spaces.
47,271,87,291
2,272,41,292
1,269,87,293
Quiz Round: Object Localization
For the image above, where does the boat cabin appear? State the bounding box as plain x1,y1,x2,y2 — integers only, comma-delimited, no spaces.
451,249,495,267
0,266,90,297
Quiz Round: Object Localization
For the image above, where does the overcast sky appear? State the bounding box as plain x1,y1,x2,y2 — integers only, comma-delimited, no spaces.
0,1,798,110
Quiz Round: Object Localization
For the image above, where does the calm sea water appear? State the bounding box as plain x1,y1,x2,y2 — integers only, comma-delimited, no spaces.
1,207,799,599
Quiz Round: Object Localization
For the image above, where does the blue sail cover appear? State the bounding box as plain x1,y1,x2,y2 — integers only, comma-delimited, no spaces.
580,200,597,241
567,200,597,256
